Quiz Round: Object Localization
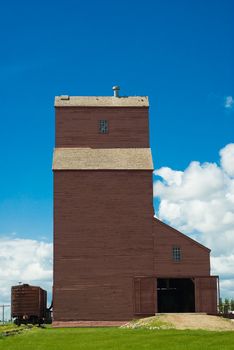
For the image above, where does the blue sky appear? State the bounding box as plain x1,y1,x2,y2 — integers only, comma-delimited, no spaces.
0,0,234,304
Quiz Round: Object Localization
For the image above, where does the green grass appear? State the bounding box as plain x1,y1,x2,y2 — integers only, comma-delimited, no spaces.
0,323,27,333
0,324,32,338
1,326,234,350
0,324,19,332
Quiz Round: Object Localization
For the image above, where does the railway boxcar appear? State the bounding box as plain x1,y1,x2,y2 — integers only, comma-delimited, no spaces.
11,284,47,325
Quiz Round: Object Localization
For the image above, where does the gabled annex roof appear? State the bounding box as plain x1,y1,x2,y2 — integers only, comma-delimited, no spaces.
54,96,149,107
153,218,211,252
53,148,153,170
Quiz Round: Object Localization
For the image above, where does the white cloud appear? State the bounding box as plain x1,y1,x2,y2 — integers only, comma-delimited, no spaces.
224,96,234,109
0,238,52,305
154,143,234,298
211,255,234,299
220,143,234,177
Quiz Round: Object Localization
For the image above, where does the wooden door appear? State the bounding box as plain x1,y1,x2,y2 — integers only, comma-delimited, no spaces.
195,276,218,314
134,277,156,315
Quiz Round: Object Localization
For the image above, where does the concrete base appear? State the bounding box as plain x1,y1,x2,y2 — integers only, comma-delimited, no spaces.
52,320,128,328
155,312,207,315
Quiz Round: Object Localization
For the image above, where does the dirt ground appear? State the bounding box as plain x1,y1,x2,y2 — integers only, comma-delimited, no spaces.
124,314,234,331
161,314,234,331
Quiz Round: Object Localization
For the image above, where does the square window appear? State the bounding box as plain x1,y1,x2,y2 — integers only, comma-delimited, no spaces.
99,120,108,134
172,247,181,261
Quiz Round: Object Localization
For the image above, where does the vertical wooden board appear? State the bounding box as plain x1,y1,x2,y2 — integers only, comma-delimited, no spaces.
134,277,155,315
155,278,158,313
134,278,141,314
195,277,218,314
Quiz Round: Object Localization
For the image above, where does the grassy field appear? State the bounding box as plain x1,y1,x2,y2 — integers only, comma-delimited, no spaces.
1,326,234,350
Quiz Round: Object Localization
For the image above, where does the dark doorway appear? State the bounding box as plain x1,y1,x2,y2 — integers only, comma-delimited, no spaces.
157,278,195,313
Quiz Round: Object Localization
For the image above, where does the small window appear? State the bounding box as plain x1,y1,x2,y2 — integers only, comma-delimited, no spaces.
99,120,108,134
172,247,181,261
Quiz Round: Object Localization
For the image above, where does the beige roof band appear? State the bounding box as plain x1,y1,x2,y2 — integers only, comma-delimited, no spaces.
53,148,153,170
54,96,149,107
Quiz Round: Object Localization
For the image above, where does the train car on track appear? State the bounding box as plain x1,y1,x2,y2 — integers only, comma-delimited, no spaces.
11,284,47,325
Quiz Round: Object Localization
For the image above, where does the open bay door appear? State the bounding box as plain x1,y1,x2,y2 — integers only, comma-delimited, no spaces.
134,277,156,315
195,276,218,314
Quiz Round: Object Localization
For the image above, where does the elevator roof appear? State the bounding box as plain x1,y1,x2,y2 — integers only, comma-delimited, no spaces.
53,148,153,170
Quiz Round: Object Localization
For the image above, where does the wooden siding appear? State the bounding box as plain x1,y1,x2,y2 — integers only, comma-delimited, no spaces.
53,170,154,321
153,219,210,277
55,107,149,148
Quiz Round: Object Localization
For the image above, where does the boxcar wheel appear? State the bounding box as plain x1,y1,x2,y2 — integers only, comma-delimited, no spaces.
14,318,21,326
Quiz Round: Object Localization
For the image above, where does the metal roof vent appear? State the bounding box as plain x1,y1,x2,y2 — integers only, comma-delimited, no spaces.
112,86,120,97
60,95,70,100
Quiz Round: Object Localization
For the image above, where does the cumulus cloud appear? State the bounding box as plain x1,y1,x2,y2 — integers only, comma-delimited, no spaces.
154,143,234,298
220,143,234,177
0,238,52,306
224,96,234,109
